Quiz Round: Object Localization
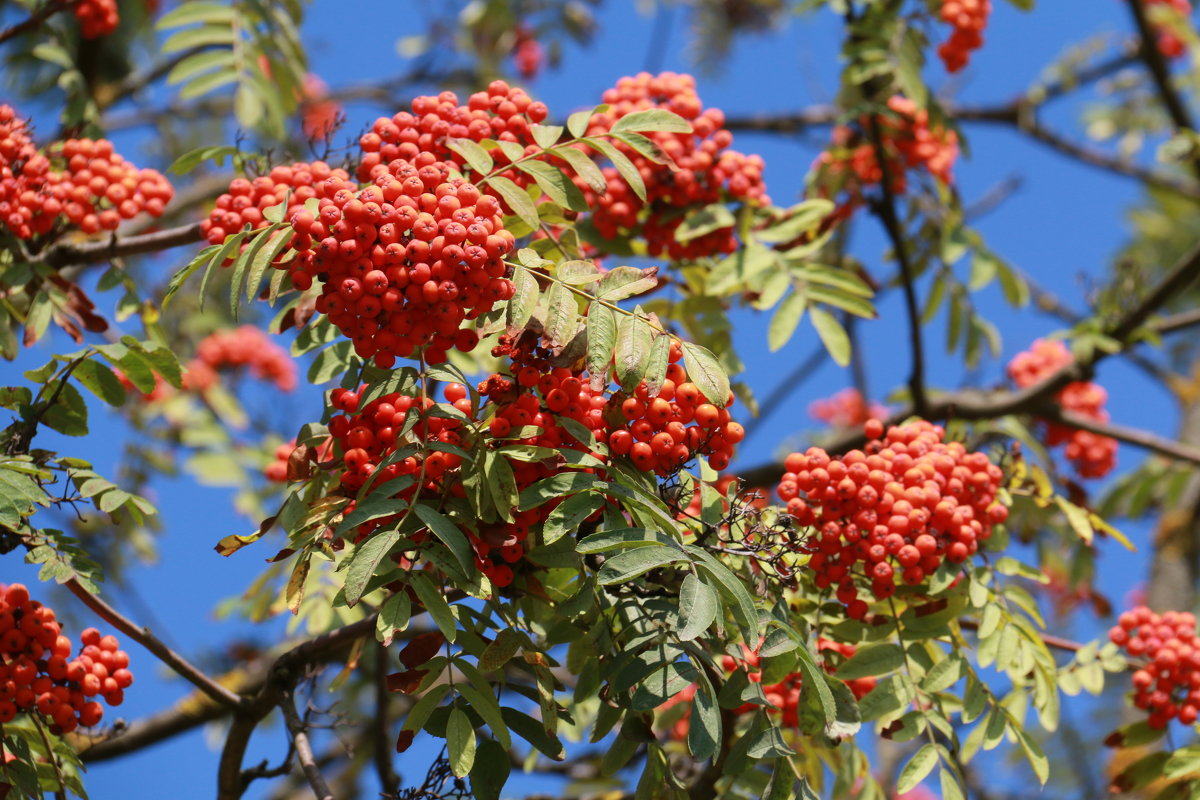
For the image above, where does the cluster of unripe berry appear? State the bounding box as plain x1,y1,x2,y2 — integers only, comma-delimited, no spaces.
186,325,297,393
0,107,171,239
581,71,769,260
75,0,120,38
1144,0,1193,58
817,96,959,204
1008,339,1117,479
665,638,875,740
288,153,512,367
0,584,131,735
809,387,889,429
937,0,992,73
777,419,1007,619
202,161,352,247
1110,606,1200,728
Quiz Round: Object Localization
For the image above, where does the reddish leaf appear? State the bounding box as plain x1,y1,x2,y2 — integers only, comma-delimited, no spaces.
385,668,428,694
395,729,415,753
400,631,445,669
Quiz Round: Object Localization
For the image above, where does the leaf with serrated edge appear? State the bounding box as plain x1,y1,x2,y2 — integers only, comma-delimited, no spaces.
681,342,730,405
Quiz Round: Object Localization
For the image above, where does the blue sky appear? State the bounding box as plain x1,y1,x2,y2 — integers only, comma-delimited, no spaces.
3,0,1185,796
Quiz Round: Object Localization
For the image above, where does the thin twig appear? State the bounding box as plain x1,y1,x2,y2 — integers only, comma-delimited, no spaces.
0,0,77,47
866,114,928,416
280,691,335,800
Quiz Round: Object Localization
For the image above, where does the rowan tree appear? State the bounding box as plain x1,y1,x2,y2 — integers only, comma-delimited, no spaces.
1,1,1199,799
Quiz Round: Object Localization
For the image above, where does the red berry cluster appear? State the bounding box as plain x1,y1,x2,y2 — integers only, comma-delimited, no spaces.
580,71,769,260
809,388,889,429
1144,0,1193,58
937,0,992,73
356,82,549,184
326,384,556,587
300,75,343,141
187,325,297,393
817,96,959,201
512,25,544,80
0,584,131,735
75,0,120,38
777,419,1007,619
1110,606,1200,728
0,108,172,239
288,153,513,367
665,638,875,740
1008,339,1117,479
484,332,744,475
202,161,352,246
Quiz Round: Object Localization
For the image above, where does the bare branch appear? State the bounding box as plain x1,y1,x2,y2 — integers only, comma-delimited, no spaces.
40,222,205,269
63,577,243,709
280,691,335,800
0,0,77,47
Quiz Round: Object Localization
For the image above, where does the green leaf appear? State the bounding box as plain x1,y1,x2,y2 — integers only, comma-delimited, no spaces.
161,24,235,54
543,491,604,544
479,629,523,672
412,503,474,575
595,545,687,584
409,572,457,643
343,530,399,607
810,307,851,366
543,280,578,348
157,1,235,28
677,204,736,242
167,50,238,87
586,303,616,385
688,672,721,761
446,138,494,174
681,341,730,405
376,591,411,646
897,743,939,794
587,138,646,202
507,266,539,332
72,359,126,406
642,334,670,397
758,199,835,244
597,266,659,302
610,108,692,133
676,573,717,641
768,289,806,352
469,738,511,800
836,642,904,680
516,160,588,212
488,175,540,231
447,708,477,778
244,226,294,304
552,146,607,193
567,106,601,138
615,313,652,391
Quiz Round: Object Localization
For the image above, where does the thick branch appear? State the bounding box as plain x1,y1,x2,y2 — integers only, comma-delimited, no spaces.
1037,404,1200,466
64,577,242,709
41,222,205,268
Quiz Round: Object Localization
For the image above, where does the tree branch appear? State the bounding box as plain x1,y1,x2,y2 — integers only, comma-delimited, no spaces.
1124,0,1200,183
40,222,205,269
63,577,243,709
1037,403,1200,466
279,691,334,800
0,0,77,47
866,115,927,416
738,237,1200,486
